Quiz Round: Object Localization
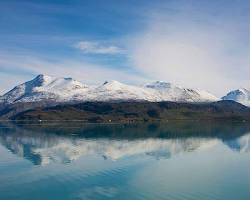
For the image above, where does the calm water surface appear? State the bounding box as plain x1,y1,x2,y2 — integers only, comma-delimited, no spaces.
0,122,250,200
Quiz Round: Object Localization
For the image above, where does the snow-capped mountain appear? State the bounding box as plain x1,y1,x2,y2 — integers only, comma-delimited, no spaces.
0,74,219,104
222,88,250,106
0,74,89,104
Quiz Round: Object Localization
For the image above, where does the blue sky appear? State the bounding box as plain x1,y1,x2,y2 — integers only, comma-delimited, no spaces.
1,0,250,96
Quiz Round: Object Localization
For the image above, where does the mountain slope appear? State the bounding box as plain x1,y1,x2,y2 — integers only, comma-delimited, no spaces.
11,100,250,122
0,75,219,104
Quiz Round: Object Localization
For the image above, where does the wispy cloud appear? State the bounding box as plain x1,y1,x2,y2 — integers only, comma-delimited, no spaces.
0,51,145,94
128,0,250,96
74,41,124,55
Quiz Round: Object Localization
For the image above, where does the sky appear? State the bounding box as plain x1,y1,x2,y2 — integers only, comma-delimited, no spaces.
1,0,250,97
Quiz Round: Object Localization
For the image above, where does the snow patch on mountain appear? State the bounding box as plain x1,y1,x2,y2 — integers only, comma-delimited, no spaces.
0,74,219,104
86,80,160,102
144,81,218,102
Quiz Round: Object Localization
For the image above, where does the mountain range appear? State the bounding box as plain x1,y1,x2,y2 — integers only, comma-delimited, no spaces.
1,74,248,105
1,74,250,121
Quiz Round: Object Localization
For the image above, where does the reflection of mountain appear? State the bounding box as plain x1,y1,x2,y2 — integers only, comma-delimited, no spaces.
0,122,250,165
0,132,218,165
35,138,221,164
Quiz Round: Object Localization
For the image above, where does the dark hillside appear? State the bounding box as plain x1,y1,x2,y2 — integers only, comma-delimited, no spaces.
11,100,250,122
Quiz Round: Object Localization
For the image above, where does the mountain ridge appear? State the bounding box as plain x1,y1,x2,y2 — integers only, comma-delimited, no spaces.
1,74,250,107
0,74,219,104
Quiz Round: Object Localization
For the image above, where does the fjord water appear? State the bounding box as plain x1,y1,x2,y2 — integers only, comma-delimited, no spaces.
0,122,250,200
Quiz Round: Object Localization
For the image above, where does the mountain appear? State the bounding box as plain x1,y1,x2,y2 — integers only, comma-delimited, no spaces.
0,74,218,104
222,88,250,106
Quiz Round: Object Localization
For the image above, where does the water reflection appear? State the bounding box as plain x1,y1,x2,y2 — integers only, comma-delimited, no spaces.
0,122,250,165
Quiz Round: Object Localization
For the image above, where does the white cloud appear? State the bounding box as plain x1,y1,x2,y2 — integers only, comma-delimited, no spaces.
128,1,250,96
74,41,124,54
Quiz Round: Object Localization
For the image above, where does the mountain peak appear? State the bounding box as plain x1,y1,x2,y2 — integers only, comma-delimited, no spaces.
31,74,54,86
101,80,125,90
237,88,249,93
224,88,249,96
103,80,122,85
